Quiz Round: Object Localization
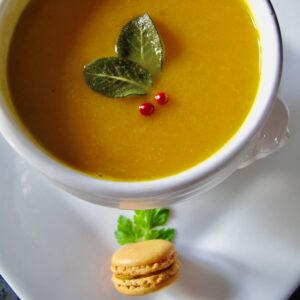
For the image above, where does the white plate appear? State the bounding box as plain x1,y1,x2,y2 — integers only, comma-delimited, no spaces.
1,1,300,299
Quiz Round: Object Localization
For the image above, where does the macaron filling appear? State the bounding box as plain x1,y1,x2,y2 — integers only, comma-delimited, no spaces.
112,260,179,291
114,261,177,280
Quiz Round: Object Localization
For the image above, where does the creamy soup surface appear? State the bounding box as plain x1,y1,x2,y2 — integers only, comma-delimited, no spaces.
8,0,260,181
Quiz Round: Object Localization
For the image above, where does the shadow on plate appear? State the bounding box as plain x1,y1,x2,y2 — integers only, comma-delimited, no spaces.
168,246,239,300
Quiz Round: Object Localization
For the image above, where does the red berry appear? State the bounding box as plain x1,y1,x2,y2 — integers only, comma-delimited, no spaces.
139,103,155,116
154,92,169,105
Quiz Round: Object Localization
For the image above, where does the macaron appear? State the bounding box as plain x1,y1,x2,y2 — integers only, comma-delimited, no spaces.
111,239,179,296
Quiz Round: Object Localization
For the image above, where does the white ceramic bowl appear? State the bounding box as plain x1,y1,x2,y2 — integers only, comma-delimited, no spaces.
0,0,289,208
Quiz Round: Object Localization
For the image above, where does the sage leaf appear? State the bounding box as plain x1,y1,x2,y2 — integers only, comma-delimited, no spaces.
116,13,165,77
83,57,153,98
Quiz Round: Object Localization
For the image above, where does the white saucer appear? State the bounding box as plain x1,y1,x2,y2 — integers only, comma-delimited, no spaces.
1,1,300,299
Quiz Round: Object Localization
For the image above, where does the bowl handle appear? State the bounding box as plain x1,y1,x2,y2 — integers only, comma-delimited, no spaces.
238,94,290,169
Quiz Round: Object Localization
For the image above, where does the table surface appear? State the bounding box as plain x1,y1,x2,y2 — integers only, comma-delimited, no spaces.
1,1,300,300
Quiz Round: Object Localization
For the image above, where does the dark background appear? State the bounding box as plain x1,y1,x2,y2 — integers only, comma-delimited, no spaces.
1,275,300,300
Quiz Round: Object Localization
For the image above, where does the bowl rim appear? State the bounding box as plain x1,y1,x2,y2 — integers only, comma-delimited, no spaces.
0,0,283,200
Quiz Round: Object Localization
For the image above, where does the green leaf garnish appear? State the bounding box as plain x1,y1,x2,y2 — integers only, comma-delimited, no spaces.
83,57,152,98
114,209,175,246
145,228,176,241
114,216,144,246
116,13,165,77
134,208,170,229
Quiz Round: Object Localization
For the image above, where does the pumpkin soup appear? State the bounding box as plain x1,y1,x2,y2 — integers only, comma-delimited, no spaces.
8,0,260,181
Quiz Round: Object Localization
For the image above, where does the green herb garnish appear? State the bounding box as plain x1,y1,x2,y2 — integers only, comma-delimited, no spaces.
115,209,175,246
84,14,164,98
84,57,152,98
116,13,165,78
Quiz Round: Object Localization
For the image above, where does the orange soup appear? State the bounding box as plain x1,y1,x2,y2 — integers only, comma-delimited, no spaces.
8,0,260,181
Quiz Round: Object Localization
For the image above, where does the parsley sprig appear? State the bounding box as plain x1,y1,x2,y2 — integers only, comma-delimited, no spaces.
114,209,175,246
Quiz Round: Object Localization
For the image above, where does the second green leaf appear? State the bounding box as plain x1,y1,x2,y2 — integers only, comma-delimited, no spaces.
116,13,165,78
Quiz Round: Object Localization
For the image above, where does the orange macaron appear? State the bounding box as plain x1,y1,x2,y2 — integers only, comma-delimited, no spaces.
111,240,179,296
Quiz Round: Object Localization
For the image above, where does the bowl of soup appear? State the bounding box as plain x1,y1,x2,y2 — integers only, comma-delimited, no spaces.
0,0,289,208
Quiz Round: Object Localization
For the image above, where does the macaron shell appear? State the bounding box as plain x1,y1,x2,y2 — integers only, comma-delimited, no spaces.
112,260,179,296
112,240,175,267
111,252,176,277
